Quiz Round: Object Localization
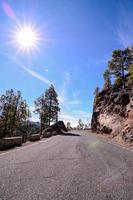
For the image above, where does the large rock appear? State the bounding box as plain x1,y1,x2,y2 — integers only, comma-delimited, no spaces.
96,113,124,135
91,87,133,144
43,121,67,137
91,112,99,132
120,124,133,143
29,134,40,142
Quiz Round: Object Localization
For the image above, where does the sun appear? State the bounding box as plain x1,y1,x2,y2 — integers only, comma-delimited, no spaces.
12,23,46,55
15,27,38,50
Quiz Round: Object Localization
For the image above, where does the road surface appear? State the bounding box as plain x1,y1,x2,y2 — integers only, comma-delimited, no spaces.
0,131,133,200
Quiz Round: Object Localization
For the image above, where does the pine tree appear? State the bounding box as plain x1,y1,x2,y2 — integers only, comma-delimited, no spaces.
34,94,49,133
128,64,133,85
67,122,71,130
78,119,84,129
44,85,60,126
108,48,132,88
94,87,100,96
34,85,60,133
103,69,111,90
93,87,100,110
0,90,30,138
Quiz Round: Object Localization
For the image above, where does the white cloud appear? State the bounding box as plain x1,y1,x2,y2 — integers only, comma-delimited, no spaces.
22,65,51,85
57,72,83,126
59,110,92,127
65,72,71,83
30,115,39,122
5,53,52,86
29,105,35,112
117,5,133,47
45,68,49,72
73,91,80,99
29,108,92,127
59,117,78,127
59,113,76,121
117,29,133,48
58,73,69,104
57,72,85,126
67,100,80,105
58,72,80,106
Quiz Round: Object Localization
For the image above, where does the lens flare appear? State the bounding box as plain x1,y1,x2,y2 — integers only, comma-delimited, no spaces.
2,1,16,19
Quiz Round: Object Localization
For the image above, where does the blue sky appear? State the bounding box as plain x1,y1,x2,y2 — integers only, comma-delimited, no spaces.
0,0,133,126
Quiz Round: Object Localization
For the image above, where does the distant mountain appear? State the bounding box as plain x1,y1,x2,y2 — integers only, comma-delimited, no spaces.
28,121,41,129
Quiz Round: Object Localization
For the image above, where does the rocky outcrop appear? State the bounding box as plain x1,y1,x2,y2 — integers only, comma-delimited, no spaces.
120,97,133,143
91,87,133,144
29,134,40,142
42,121,67,137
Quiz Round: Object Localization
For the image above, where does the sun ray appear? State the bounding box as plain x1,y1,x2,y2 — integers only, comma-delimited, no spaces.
11,22,44,55
15,26,38,49
5,21,51,62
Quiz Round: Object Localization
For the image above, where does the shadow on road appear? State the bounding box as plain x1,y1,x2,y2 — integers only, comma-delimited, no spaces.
61,132,80,137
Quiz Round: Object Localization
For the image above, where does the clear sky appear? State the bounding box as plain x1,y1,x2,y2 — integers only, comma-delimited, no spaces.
0,0,133,126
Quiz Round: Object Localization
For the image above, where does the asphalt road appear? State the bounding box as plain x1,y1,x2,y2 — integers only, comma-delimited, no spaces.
0,131,133,200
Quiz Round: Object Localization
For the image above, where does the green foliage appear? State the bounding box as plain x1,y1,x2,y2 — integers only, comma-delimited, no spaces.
45,85,60,125
0,89,30,138
93,87,100,109
78,119,84,129
94,87,100,96
94,95,101,109
66,122,71,129
34,85,60,131
108,48,132,88
103,69,111,90
128,64,133,85
34,94,48,130
114,77,123,87
93,47,133,116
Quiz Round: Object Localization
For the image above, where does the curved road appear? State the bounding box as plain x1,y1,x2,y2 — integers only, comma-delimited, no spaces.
0,131,133,200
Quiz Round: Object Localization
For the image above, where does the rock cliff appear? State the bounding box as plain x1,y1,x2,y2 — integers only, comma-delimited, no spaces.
91,86,133,144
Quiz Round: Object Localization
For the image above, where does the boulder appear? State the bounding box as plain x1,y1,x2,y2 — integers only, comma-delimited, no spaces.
42,121,67,137
29,134,40,142
43,132,52,138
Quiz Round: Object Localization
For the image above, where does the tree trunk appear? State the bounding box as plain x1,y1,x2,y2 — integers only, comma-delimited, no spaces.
121,63,125,88
10,99,19,136
49,98,52,127
56,113,58,123
3,102,12,137
40,115,43,135
3,111,9,137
